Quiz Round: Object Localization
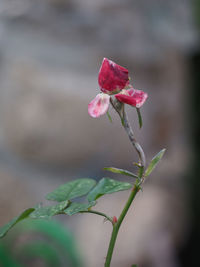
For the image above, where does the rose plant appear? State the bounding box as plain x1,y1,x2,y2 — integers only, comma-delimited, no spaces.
0,58,165,267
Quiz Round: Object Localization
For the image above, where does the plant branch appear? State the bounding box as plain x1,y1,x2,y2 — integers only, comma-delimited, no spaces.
80,210,113,224
110,98,146,168
105,182,141,267
105,98,146,267
122,108,146,168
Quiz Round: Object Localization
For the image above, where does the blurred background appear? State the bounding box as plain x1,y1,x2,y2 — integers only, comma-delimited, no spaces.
0,0,199,266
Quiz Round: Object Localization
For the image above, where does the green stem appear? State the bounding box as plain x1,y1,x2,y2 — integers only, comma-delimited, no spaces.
105,99,146,266
80,210,113,224
105,183,141,267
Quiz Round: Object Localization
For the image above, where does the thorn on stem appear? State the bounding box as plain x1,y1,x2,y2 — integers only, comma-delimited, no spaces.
112,216,118,224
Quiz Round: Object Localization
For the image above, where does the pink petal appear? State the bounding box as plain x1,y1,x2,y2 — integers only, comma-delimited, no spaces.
115,88,148,108
98,58,129,94
88,93,110,118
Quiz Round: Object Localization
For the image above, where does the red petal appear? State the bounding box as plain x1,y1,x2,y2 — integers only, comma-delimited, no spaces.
88,93,110,118
115,88,148,108
98,58,129,93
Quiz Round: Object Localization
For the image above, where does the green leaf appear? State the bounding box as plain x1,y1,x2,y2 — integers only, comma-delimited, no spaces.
106,111,112,123
17,241,61,267
46,178,96,202
0,208,34,238
19,219,83,266
64,201,96,216
145,149,166,177
131,265,137,267
136,108,142,128
0,244,22,267
30,201,69,219
87,178,132,202
103,167,138,178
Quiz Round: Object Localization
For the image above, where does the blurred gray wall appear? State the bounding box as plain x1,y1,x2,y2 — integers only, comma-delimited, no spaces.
0,1,198,266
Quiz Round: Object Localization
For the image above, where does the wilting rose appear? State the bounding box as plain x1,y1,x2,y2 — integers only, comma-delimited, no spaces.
88,58,147,118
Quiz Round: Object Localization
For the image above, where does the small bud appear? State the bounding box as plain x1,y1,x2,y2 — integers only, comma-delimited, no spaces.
112,216,118,224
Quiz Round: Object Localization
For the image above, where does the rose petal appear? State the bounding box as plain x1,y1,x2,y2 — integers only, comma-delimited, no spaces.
88,93,110,118
115,88,148,108
98,58,129,94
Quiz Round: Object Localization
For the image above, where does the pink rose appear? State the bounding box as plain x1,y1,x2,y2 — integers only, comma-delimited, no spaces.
88,58,147,118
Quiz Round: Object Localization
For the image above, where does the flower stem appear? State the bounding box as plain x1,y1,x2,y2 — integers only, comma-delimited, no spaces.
105,183,141,267
122,108,146,167
105,99,146,266
110,98,145,168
